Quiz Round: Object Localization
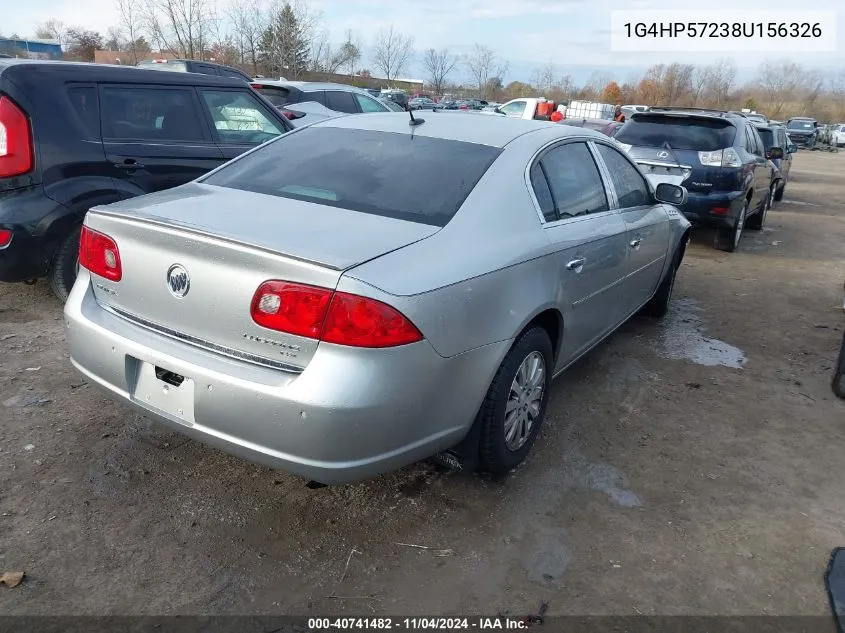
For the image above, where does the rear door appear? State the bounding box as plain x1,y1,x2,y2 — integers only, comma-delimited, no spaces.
745,125,771,208
594,142,670,312
530,140,629,366
778,128,792,180
197,87,288,161
99,84,224,198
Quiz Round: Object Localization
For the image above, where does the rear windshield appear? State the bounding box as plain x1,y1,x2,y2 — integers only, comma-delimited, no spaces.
252,85,291,107
615,115,736,151
202,127,502,226
787,120,815,130
137,61,188,72
756,128,774,149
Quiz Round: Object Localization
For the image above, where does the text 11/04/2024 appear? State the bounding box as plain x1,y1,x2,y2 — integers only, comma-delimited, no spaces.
610,10,836,52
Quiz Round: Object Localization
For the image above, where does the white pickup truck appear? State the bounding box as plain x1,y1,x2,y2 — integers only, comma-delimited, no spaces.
481,98,552,120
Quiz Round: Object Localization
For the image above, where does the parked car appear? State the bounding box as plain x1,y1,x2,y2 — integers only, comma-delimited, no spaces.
621,105,649,119
439,99,459,110
0,59,292,300
250,80,395,116
614,107,776,252
380,89,409,110
136,58,252,82
753,122,796,205
377,97,406,112
831,124,845,147
785,117,819,149
65,113,691,485
408,97,442,111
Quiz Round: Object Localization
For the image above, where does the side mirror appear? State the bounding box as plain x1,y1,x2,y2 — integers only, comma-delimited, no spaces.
769,147,784,160
787,144,797,154
654,182,688,207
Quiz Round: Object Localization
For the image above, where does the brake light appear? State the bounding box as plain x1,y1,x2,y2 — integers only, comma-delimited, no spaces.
251,281,423,348
78,226,122,281
250,83,265,90
0,96,33,179
0,228,11,247
710,206,730,215
698,148,742,168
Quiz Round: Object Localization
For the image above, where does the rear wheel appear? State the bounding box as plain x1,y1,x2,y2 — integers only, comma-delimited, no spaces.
714,200,747,252
478,327,553,476
48,227,81,302
641,249,679,318
774,180,785,202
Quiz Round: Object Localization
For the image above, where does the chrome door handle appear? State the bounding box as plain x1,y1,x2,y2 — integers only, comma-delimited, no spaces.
629,238,642,249
566,257,586,271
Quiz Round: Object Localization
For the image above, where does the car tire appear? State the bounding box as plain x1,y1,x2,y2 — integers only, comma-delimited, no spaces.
832,332,845,399
48,227,81,303
747,192,769,230
641,250,680,319
714,200,747,252
478,327,553,476
774,181,785,202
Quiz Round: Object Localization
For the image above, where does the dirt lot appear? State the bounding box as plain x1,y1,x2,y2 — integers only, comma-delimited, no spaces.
2,150,845,618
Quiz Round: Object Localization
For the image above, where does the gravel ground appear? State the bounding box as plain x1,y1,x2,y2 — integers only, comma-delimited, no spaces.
1,150,844,619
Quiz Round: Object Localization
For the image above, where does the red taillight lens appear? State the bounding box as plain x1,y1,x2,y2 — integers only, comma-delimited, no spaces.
251,281,333,339
322,292,423,348
78,226,122,282
250,281,423,348
710,206,730,215
0,96,34,179
0,228,11,247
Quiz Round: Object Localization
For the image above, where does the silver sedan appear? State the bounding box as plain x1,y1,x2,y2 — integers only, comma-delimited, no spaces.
64,113,691,484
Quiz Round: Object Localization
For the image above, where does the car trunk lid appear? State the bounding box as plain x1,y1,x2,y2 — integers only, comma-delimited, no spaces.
84,183,440,371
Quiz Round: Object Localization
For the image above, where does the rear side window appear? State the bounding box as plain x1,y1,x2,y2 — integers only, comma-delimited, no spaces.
539,142,609,219
202,127,502,226
137,61,188,72
252,85,291,107
529,163,556,222
616,116,736,151
355,94,387,113
757,128,774,150
596,144,650,208
199,89,286,144
99,86,206,142
67,86,99,139
325,91,358,114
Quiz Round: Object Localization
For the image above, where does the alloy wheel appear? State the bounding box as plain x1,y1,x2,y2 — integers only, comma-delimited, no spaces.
504,351,546,452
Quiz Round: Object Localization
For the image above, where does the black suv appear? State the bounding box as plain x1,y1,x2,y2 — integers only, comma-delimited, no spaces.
136,58,252,82
0,60,292,299
614,107,778,252
785,117,819,149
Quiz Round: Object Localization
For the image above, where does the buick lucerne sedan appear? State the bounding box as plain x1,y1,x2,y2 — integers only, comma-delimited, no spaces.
65,113,691,484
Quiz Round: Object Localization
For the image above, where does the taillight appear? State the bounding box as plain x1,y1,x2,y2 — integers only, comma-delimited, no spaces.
0,228,11,247
0,96,33,179
251,281,423,348
698,147,742,168
78,226,122,281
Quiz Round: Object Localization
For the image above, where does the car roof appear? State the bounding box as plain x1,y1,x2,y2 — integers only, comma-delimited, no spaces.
310,111,605,148
0,59,249,87
253,80,374,94
631,109,741,125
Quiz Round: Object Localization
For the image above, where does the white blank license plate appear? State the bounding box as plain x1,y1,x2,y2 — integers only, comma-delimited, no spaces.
131,361,195,426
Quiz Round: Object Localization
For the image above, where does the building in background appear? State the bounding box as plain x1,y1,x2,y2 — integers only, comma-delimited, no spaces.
0,38,62,60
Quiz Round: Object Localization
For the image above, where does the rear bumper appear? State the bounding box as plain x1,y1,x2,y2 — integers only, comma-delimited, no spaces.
678,189,746,228
0,186,65,282
64,271,508,484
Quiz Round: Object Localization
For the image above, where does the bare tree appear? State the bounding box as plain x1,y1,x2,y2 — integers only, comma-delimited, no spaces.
756,59,804,118
341,30,361,76
372,25,414,82
115,0,145,62
690,65,709,105
144,0,216,60
35,19,66,44
466,44,508,99
423,48,458,96
228,0,267,73
702,58,736,107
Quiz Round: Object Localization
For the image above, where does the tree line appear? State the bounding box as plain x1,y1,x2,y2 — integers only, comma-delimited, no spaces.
7,0,845,122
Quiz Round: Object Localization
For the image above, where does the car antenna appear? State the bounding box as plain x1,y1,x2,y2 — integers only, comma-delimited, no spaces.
662,140,684,174
408,108,424,127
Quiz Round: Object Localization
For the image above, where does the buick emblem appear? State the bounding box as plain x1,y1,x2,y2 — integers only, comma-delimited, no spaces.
166,264,190,298
657,150,669,159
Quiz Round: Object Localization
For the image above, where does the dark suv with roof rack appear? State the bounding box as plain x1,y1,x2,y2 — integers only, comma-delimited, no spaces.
614,107,778,252
0,59,292,300
785,117,819,149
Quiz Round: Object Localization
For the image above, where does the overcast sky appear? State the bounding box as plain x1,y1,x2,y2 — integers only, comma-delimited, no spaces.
0,0,842,84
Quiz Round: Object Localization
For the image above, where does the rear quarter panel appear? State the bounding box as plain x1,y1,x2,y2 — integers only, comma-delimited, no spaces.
342,128,575,359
